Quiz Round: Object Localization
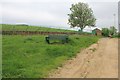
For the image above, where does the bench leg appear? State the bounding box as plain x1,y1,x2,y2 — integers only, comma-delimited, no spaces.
46,40,50,44
45,37,50,44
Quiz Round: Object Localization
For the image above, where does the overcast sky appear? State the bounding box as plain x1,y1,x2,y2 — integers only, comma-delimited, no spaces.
1,0,119,30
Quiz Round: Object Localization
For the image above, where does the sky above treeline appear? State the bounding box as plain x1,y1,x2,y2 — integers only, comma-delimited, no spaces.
1,0,119,30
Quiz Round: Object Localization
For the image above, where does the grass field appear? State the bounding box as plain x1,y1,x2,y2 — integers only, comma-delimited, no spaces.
2,35,99,78
1,24,75,32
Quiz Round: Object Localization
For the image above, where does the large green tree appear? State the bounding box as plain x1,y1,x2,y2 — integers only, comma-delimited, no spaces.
68,2,96,31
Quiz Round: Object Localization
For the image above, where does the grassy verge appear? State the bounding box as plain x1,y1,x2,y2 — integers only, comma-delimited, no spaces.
2,35,99,78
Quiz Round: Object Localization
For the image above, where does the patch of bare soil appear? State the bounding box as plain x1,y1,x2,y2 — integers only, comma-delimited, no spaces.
49,38,118,78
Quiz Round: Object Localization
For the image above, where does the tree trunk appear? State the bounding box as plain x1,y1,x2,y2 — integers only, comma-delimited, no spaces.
80,27,84,32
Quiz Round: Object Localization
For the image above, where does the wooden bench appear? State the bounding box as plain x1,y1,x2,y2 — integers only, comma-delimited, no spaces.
45,34,69,44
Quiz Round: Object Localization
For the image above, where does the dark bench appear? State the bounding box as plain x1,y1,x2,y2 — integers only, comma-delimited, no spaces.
45,34,69,44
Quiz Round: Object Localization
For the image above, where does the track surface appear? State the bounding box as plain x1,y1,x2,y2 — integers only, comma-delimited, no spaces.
49,38,118,78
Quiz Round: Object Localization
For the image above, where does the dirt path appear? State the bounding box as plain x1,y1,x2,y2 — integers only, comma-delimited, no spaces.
49,38,118,78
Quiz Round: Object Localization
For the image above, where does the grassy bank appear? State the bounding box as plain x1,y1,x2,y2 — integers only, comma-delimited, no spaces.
2,35,99,78
1,24,75,32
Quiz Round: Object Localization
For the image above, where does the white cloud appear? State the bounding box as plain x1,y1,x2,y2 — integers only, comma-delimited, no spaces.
2,2,69,26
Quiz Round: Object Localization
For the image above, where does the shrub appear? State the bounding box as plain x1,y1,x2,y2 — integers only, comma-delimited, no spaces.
102,28,109,37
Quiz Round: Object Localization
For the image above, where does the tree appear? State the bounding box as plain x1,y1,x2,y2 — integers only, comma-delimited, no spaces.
102,28,109,37
68,2,96,31
109,26,117,35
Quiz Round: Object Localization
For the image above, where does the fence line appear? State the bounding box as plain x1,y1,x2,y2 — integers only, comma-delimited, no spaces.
1,31,94,36
1,31,77,35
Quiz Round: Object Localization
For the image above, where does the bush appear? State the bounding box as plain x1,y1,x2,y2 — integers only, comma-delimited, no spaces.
102,28,109,37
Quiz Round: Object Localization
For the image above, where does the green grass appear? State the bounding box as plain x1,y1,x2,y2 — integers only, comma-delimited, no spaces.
0,29,1,79
2,35,100,78
1,24,75,32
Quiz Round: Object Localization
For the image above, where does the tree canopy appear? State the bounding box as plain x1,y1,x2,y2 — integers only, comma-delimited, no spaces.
68,2,96,31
